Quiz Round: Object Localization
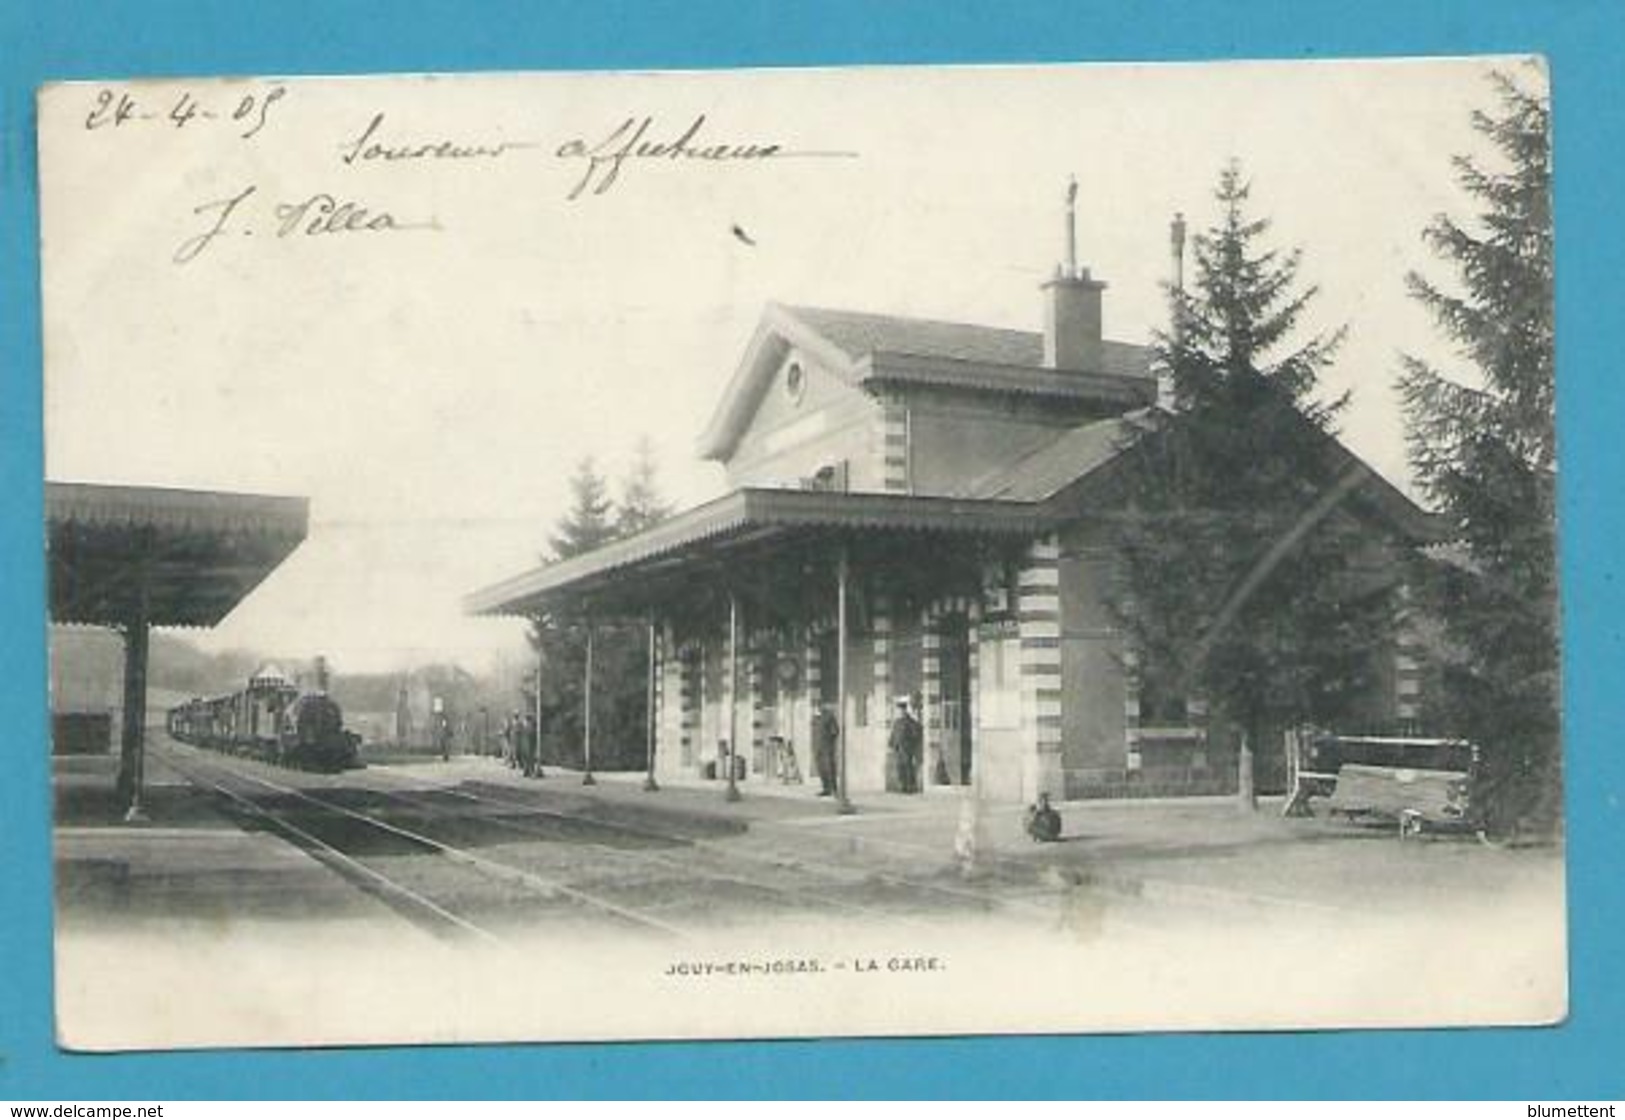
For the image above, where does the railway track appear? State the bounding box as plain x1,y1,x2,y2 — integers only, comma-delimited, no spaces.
158,743,694,942
157,741,1148,938
155,747,508,945
362,778,898,923
243,753,1031,927
358,765,1067,924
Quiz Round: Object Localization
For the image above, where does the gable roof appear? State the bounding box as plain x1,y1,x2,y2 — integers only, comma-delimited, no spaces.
958,411,1153,501
958,405,1443,542
789,305,1151,381
696,303,1154,460
787,306,1045,367
469,413,1442,621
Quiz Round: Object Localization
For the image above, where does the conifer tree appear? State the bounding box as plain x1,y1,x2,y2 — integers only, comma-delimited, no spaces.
607,436,673,766
550,456,617,559
529,457,611,767
1113,161,1394,807
529,451,666,771
1397,68,1557,834
617,436,673,536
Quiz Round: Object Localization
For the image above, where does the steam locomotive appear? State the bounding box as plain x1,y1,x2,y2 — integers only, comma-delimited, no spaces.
167,662,362,772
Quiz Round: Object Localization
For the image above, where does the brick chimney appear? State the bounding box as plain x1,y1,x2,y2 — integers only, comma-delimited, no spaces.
1043,177,1107,372
1043,266,1107,372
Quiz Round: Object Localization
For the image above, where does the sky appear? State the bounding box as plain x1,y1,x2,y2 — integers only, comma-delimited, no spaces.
38,56,1539,673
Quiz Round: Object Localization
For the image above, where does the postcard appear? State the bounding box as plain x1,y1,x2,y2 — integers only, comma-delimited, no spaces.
39,58,1564,1050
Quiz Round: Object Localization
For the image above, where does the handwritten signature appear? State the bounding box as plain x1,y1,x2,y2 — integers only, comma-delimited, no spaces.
164,111,856,263
555,114,857,200
173,184,438,264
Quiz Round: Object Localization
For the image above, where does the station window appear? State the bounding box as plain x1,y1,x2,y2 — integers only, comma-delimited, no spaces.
1137,669,1189,727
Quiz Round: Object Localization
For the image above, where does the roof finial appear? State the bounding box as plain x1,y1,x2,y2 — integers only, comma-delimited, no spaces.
1169,210,1187,294
1065,176,1079,278
1162,211,1189,411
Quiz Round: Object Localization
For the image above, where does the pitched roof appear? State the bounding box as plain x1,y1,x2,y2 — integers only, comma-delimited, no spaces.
785,305,1151,381
785,305,1044,367
696,303,1154,460
470,411,1444,620
959,411,1152,500
970,407,1445,541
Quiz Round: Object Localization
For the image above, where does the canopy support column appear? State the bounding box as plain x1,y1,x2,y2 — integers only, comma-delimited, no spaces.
644,615,660,792
837,543,855,815
582,622,596,785
725,593,742,802
532,627,545,778
117,579,150,823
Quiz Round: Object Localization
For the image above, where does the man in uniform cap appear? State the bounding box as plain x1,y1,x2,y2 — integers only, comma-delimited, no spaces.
888,697,924,794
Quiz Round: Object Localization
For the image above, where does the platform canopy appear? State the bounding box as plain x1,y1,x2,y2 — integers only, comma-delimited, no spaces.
465,486,1051,620
48,482,310,629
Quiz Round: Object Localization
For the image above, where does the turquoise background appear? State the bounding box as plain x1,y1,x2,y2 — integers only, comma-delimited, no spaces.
2,0,1620,1100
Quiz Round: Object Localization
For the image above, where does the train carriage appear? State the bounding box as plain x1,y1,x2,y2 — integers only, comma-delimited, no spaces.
167,662,361,772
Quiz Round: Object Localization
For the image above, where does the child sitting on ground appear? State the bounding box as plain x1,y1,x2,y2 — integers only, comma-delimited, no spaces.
1024,792,1062,842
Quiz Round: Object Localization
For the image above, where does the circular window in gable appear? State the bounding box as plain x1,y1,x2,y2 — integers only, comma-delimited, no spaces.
784,360,807,404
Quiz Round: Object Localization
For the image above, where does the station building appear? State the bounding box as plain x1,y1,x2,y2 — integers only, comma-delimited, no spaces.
468,246,1435,805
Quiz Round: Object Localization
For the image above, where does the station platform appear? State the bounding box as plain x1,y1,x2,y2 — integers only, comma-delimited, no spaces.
54,748,1566,928
52,753,415,933
372,753,1563,918
47,747,1567,1051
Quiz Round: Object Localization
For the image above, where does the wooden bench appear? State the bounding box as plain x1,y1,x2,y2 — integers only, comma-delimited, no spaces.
1323,764,1474,837
1283,732,1479,836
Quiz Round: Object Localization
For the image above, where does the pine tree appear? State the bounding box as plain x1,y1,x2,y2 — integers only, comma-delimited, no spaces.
549,456,617,560
1112,160,1395,808
617,436,673,536
529,452,660,771
609,435,673,771
531,457,611,767
1397,67,1557,835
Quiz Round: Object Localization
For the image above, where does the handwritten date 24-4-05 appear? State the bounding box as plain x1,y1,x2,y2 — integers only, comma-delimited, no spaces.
85,85,287,140
173,185,436,264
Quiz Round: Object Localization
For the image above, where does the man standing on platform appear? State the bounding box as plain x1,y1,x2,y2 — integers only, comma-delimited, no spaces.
813,702,840,797
889,697,924,793
435,711,452,762
501,711,518,769
520,713,542,778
